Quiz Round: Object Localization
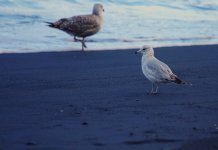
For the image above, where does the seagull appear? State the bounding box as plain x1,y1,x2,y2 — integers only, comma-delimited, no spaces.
135,45,188,94
45,3,104,51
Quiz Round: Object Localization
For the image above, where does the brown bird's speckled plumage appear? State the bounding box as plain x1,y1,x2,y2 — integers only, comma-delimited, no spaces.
46,3,104,51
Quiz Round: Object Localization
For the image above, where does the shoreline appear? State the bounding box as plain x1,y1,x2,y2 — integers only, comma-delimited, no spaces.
1,43,218,54
0,44,218,150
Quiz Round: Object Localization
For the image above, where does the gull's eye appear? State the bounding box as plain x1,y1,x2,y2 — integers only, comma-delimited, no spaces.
142,48,146,51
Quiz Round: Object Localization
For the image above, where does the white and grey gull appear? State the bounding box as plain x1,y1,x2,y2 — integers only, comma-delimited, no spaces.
135,45,190,94
45,3,104,51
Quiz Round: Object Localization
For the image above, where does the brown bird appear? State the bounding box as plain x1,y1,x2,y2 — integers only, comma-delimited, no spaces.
45,3,104,51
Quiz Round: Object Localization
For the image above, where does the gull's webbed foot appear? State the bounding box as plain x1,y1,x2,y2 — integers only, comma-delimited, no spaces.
147,92,159,95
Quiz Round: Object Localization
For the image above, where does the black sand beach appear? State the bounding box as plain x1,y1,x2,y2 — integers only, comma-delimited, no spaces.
0,45,218,150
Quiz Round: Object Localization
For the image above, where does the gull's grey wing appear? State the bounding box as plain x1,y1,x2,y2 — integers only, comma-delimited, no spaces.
146,58,176,82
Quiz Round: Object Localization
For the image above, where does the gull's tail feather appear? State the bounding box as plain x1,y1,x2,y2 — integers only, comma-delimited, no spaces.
174,77,192,85
174,77,183,84
44,22,55,28
45,18,68,29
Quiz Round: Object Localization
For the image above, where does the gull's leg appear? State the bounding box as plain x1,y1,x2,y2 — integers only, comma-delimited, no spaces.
154,83,159,94
74,36,81,42
151,83,154,93
74,36,86,51
149,83,159,95
81,42,84,51
74,36,77,41
148,83,154,95
82,38,87,48
81,38,87,51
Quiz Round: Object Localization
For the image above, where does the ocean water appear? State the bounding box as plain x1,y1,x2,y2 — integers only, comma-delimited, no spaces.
0,0,218,53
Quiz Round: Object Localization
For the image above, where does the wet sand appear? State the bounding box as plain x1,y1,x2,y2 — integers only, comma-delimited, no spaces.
0,45,218,150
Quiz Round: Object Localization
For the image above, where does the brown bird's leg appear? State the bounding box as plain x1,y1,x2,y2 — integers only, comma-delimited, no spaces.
74,36,86,51
74,36,83,43
81,42,84,51
82,37,87,48
80,38,87,51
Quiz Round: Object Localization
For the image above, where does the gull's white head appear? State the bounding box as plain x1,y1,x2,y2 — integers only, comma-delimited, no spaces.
135,45,154,56
93,3,104,16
